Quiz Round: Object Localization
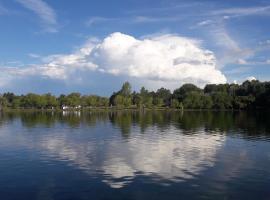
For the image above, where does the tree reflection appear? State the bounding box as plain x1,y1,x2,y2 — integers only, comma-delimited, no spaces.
109,111,133,138
0,110,270,139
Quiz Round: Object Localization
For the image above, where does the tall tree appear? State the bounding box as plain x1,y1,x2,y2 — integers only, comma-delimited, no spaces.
120,82,132,97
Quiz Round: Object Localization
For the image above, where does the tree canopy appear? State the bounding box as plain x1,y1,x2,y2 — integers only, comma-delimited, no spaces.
0,80,270,110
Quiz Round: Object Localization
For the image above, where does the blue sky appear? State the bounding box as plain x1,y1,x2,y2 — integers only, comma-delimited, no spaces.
0,0,269,95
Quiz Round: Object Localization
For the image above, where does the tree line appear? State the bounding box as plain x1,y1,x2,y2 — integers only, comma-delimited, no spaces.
0,80,270,110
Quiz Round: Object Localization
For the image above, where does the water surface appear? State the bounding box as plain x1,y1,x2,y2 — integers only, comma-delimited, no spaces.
0,111,270,200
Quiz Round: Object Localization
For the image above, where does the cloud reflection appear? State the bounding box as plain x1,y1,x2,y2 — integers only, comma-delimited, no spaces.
37,124,225,188
0,111,230,189
101,126,224,188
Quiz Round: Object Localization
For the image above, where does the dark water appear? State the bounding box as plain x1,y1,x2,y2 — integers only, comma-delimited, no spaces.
0,111,270,200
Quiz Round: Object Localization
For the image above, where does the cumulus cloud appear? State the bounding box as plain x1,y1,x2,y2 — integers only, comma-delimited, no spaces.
90,33,226,85
0,32,226,92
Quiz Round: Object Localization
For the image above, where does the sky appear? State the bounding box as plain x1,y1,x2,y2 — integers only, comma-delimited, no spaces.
0,0,269,95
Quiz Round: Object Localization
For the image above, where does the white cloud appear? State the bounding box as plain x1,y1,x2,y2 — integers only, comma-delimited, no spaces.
212,5,270,17
127,2,202,14
16,0,57,32
236,59,270,66
246,76,256,81
210,26,254,67
28,53,41,58
0,32,227,91
89,32,226,86
133,16,182,23
85,17,116,27
197,20,213,26
85,15,183,27
237,59,248,65
0,3,9,15
86,5,270,28
225,66,251,75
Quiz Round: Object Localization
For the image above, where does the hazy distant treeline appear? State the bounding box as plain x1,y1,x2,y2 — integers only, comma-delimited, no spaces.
0,80,270,110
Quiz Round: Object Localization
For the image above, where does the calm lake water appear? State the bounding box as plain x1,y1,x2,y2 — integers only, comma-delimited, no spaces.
0,111,270,200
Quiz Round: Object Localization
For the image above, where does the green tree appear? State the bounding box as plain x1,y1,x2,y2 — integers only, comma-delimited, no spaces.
133,93,142,108
233,95,255,109
123,97,132,107
171,99,180,109
204,84,229,94
114,95,125,107
58,94,68,106
211,92,232,109
11,97,21,109
183,91,202,109
143,96,153,108
140,87,149,97
0,96,8,109
173,84,202,101
153,97,164,107
155,87,171,106
201,95,213,109
120,82,132,97
3,92,15,107
66,93,81,106
44,93,58,108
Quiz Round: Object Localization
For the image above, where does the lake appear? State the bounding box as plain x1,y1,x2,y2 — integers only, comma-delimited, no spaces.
0,111,270,200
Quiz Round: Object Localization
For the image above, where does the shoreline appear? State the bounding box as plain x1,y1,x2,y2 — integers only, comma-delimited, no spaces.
0,107,267,112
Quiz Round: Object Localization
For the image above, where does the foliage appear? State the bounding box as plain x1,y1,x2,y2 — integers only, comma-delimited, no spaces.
173,83,202,101
0,80,270,110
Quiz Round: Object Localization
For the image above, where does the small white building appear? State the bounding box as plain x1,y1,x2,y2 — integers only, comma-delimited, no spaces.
75,105,81,109
61,105,81,110
62,105,70,110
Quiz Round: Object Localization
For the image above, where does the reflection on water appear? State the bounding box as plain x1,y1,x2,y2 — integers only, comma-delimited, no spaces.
102,130,224,188
0,111,270,199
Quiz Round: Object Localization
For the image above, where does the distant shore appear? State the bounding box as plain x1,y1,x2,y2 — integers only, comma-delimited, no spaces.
1,80,269,111
0,107,264,112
